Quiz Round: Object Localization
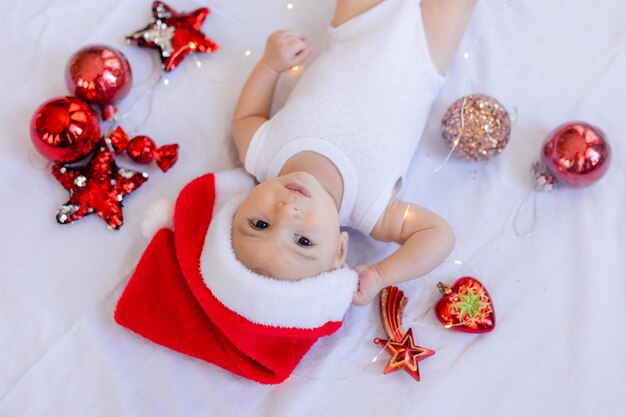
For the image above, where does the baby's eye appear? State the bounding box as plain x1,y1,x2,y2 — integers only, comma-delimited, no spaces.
250,219,269,229
295,235,313,247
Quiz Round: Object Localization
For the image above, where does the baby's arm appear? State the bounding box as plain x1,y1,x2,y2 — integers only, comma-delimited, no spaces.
421,0,478,76
231,31,314,164
352,198,455,306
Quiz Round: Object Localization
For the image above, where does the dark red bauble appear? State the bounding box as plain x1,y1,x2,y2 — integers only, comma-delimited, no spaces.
65,45,132,120
30,96,100,164
542,122,610,188
127,136,156,163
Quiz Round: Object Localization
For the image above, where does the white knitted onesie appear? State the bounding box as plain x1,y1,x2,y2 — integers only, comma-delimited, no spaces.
245,0,445,234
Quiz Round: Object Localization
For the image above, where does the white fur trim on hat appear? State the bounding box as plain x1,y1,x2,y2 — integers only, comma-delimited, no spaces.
200,193,358,329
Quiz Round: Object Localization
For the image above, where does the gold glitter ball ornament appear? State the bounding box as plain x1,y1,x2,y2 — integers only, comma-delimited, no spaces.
441,94,511,161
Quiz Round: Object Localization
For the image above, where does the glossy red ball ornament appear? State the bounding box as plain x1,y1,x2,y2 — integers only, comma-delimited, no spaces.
65,45,132,120
435,277,495,333
541,122,610,188
30,96,101,164
127,136,156,164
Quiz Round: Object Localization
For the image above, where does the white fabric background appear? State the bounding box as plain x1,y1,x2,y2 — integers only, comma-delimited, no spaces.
1,0,624,416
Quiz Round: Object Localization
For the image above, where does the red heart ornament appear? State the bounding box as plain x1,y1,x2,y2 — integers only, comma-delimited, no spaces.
435,276,495,333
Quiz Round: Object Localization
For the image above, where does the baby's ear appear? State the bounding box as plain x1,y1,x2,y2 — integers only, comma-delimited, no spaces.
334,231,350,269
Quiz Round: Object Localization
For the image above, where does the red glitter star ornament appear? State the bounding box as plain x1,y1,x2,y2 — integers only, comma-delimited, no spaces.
51,143,148,230
374,286,436,382
127,1,219,72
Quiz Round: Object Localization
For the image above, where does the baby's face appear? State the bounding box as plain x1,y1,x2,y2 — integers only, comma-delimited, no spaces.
232,171,347,280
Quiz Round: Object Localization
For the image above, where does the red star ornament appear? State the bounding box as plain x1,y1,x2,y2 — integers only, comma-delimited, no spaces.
127,1,219,72
51,143,148,230
375,328,435,382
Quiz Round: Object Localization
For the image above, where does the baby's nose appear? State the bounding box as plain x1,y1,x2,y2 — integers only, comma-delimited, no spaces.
276,201,300,218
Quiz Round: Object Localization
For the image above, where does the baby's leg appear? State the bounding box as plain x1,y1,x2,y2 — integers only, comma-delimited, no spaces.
331,0,384,27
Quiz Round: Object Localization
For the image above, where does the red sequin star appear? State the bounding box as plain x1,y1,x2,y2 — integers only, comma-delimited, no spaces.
51,143,148,230
375,328,435,382
127,1,219,72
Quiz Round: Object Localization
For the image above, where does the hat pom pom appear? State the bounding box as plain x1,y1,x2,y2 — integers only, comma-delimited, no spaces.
141,198,175,238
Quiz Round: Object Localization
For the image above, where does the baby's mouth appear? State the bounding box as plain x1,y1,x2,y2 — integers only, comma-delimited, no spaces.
285,183,311,198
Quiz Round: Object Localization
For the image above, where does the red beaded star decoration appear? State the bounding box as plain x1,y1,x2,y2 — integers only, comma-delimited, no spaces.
51,142,148,230
374,286,436,382
127,1,219,72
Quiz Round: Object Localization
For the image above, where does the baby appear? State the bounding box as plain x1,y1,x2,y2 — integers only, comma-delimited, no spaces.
230,0,477,305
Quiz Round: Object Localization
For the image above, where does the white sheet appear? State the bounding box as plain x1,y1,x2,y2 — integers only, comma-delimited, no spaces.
1,0,625,415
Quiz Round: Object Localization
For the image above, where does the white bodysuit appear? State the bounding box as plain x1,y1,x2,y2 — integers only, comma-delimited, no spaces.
245,0,445,234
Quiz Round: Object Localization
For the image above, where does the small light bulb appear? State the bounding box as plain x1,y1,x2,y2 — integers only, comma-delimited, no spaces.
286,3,294,10
190,42,197,50
196,60,202,68
463,52,469,59
163,78,170,86
292,65,300,72
244,49,251,56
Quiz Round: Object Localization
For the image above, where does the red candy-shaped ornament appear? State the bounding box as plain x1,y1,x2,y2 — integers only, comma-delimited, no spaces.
105,126,179,172
435,276,495,333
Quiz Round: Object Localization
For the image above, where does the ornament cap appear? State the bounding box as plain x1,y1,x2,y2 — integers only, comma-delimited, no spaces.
532,161,555,192
436,282,452,295
102,104,117,121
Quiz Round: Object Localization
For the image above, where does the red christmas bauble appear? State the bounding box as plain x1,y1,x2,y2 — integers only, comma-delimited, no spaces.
435,277,495,333
30,96,100,164
65,45,132,120
542,122,610,188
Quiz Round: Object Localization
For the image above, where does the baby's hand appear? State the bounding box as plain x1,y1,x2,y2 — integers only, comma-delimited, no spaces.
260,30,314,73
352,265,385,306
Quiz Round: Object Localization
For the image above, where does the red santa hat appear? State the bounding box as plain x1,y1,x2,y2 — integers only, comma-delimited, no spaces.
114,169,358,384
